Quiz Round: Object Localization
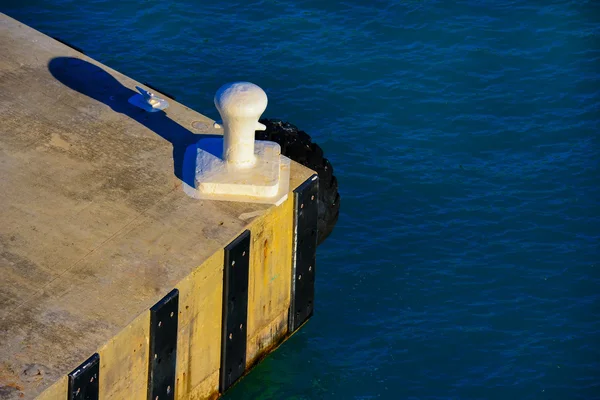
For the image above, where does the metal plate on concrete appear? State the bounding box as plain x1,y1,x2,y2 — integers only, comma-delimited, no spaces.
148,289,179,400
68,353,99,400
220,230,251,392
289,174,319,332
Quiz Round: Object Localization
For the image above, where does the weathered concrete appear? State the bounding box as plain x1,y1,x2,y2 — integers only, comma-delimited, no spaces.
0,13,313,399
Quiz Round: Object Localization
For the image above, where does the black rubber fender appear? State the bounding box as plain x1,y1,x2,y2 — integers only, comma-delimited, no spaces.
256,119,340,245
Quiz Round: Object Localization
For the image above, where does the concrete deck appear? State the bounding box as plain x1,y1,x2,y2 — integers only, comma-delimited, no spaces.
0,13,313,399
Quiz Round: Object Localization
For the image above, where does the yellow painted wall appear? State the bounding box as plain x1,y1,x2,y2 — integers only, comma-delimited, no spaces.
246,196,294,366
98,312,150,400
175,251,224,400
36,196,296,400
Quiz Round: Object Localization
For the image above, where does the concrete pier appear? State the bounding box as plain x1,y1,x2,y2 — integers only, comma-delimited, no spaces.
0,13,317,400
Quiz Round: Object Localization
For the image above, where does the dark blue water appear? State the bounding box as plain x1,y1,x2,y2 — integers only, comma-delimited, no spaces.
3,1,599,398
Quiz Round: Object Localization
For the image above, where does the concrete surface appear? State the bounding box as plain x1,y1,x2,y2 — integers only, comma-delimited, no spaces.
0,13,313,399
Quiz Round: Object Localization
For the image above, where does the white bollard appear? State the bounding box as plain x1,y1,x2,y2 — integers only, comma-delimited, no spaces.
214,82,268,168
189,81,291,204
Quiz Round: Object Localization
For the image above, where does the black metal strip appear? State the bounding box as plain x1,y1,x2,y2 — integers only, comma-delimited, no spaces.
148,289,179,400
220,230,251,392
68,353,99,400
289,174,319,332
143,82,177,100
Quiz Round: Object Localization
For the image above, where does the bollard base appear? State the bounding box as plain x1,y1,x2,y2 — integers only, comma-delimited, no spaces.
185,139,291,205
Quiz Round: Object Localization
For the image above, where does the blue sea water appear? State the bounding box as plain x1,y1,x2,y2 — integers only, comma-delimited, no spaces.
2,0,599,399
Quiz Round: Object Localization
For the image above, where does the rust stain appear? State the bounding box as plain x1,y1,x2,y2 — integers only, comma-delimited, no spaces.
0,363,25,392
263,239,269,263
212,321,292,399
246,328,289,373
0,380,24,400
262,238,269,261
185,386,220,400
207,391,221,400
2,382,23,391
262,238,269,287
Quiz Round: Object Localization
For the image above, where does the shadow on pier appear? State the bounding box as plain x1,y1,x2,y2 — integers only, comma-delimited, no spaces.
48,56,218,187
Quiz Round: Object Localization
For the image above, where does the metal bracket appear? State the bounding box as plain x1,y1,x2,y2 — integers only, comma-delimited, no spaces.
128,86,169,112
148,289,179,400
220,230,251,392
289,174,319,332
68,353,99,400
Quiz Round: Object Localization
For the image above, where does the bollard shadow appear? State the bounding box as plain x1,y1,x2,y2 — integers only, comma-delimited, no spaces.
48,56,220,188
